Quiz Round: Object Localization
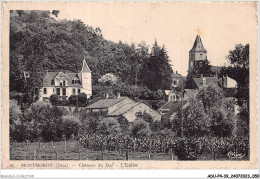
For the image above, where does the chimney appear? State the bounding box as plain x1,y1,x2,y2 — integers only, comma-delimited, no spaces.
105,93,109,99
116,92,121,98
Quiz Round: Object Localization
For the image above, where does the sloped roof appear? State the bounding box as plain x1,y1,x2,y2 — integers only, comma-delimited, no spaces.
86,97,129,109
42,72,82,87
109,102,138,116
162,101,188,119
184,89,198,98
164,90,171,95
81,59,91,73
192,77,220,88
160,101,187,111
172,73,183,78
43,72,58,87
190,35,207,52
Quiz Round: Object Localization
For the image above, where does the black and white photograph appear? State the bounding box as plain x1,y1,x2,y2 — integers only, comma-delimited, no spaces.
1,1,258,171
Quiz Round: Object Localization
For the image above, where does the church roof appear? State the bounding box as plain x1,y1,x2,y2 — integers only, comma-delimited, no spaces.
190,35,207,52
81,59,91,73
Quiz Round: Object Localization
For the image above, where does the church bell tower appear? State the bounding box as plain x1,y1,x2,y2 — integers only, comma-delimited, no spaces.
80,57,92,98
188,35,207,72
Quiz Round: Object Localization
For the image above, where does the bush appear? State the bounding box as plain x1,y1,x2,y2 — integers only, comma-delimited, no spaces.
68,94,78,106
9,99,23,141
78,93,88,106
49,94,60,105
129,119,151,138
62,115,82,139
97,118,121,136
173,138,200,160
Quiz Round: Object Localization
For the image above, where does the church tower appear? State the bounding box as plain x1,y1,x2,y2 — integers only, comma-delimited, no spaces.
188,35,207,72
80,57,92,98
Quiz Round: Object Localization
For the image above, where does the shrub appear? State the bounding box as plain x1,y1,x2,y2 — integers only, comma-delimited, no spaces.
97,118,121,136
129,119,151,138
68,94,78,106
78,93,88,106
62,115,82,139
49,94,60,105
173,138,200,160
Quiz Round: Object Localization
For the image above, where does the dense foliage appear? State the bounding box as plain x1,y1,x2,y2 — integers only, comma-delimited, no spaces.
10,10,173,107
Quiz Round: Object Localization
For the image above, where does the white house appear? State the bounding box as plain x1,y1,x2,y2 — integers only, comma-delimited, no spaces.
39,58,92,101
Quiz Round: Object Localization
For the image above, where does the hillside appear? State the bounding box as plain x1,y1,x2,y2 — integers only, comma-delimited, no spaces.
10,10,173,104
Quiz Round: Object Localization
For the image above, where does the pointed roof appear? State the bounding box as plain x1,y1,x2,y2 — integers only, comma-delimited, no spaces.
190,35,207,52
81,57,91,73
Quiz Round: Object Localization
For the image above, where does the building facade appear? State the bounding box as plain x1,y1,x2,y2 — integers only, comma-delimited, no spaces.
39,58,92,101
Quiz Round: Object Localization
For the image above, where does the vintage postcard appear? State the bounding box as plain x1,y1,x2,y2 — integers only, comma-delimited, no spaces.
1,1,258,170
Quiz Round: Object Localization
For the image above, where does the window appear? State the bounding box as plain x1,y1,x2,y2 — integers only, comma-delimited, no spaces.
62,88,66,96
57,88,60,95
78,89,81,94
72,77,79,84
60,81,62,87
72,88,76,94
43,88,47,94
63,80,66,86
51,80,55,86
173,80,177,85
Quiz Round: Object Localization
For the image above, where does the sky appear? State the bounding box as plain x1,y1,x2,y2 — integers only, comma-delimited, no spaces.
58,2,257,76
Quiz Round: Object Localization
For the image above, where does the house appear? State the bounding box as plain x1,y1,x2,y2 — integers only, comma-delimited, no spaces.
164,90,182,102
86,95,161,121
171,72,183,88
39,58,92,101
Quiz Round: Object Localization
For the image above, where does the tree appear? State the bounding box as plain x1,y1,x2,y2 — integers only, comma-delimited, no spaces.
221,44,249,137
196,82,224,112
129,119,151,138
140,40,173,90
9,100,23,141
24,101,63,141
68,94,78,106
62,115,81,139
97,118,121,136
78,93,88,106
98,73,118,85
49,94,60,106
175,83,236,138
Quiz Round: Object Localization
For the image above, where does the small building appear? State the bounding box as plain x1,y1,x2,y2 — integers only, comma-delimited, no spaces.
171,72,183,88
86,95,161,121
164,90,182,102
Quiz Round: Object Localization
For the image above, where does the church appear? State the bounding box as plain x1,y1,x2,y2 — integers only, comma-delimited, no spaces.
160,34,237,115
38,58,92,101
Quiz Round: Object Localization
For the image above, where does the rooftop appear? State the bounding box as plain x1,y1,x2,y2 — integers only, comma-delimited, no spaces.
86,97,129,109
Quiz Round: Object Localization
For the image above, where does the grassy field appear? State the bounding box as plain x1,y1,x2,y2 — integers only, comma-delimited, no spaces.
10,141,246,160
10,141,177,160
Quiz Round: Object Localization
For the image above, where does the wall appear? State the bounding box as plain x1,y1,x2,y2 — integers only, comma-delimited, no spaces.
226,77,237,88
39,87,83,101
122,103,161,122
81,72,92,98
